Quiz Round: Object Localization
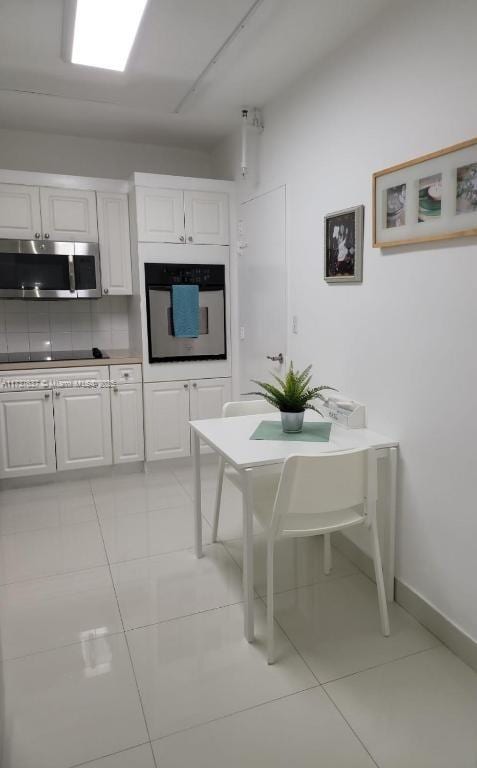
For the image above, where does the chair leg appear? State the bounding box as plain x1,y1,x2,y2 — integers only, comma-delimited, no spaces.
211,457,225,543
370,517,390,636
267,539,275,664
323,533,332,575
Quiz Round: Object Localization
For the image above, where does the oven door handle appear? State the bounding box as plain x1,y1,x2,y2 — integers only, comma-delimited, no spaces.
68,254,76,294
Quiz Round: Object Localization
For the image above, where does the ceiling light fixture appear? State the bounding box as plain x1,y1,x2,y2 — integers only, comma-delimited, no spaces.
70,0,148,72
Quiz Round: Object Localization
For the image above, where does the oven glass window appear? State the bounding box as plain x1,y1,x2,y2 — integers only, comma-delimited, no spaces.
144,262,226,364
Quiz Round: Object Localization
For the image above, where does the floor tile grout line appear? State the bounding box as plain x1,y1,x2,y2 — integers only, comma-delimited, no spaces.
99,514,214,568
123,597,245,633
69,740,153,768
0,559,111,589
220,537,365,603
123,630,160,768
0,627,127,667
321,685,381,768
149,683,321,746
322,643,443,687
220,532,443,681
253,589,383,768
90,485,160,768
107,536,232,569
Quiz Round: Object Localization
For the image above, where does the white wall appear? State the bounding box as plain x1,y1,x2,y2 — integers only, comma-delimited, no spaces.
0,127,211,180
211,0,477,641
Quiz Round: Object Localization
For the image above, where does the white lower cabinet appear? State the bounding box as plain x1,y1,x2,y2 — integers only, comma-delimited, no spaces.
111,383,144,463
53,386,112,471
189,378,232,421
144,381,191,461
0,390,56,478
189,378,232,455
144,377,232,462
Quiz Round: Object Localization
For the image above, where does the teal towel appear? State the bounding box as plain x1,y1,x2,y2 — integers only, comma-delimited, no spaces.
171,284,199,338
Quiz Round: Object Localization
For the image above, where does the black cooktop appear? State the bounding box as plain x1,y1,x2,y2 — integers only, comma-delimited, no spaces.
0,349,109,364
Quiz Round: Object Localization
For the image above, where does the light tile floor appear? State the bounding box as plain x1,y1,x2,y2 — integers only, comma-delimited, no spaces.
0,458,476,767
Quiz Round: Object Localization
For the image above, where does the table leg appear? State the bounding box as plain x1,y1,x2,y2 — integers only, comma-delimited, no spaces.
385,447,398,601
242,468,255,642
192,429,203,559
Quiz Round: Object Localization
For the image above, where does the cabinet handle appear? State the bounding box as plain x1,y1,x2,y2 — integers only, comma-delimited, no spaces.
188,236,193,242
55,391,60,398
179,235,185,242
113,386,118,393
35,232,41,239
183,383,189,389
192,382,197,388
44,392,50,399
103,287,109,295
44,233,50,239
123,372,129,378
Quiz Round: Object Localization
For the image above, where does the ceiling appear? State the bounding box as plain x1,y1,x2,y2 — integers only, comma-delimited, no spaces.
0,0,390,150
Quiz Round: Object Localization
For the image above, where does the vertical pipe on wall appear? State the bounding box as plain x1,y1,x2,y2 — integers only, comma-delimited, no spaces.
241,109,248,177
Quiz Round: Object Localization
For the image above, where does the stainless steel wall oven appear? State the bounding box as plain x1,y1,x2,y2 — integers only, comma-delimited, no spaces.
145,262,227,364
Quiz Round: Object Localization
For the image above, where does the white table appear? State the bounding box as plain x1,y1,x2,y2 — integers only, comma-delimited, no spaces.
190,412,398,643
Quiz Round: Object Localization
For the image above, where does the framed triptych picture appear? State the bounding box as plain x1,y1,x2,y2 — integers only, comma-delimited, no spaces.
373,136,477,248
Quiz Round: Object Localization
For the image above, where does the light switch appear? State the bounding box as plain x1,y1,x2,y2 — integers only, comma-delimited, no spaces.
292,315,298,334
240,326,245,340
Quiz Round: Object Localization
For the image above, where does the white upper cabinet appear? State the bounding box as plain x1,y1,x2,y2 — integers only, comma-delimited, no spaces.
184,191,229,245
40,187,98,242
53,386,112,471
0,183,42,240
97,192,132,295
0,390,56,478
136,187,185,243
135,186,229,245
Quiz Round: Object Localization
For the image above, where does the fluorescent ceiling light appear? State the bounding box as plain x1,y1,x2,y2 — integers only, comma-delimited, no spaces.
71,0,148,72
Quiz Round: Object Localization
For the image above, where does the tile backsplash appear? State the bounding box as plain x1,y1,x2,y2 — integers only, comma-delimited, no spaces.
0,296,130,354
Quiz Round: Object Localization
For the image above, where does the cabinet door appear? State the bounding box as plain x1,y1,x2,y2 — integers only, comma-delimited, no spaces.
111,383,144,464
53,386,112,470
144,381,190,460
136,187,185,243
0,183,42,240
184,191,229,245
0,390,56,478
97,192,132,295
40,187,98,242
189,378,232,454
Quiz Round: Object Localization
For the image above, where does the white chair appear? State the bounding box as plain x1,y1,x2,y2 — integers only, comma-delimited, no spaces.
211,399,276,542
249,448,390,663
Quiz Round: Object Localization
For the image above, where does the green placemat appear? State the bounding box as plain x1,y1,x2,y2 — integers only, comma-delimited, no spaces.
250,420,332,442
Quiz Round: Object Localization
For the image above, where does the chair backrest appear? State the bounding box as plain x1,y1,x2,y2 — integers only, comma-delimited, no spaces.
271,449,376,535
222,399,276,418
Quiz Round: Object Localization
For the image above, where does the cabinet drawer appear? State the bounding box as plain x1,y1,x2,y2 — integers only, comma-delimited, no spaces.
110,364,142,384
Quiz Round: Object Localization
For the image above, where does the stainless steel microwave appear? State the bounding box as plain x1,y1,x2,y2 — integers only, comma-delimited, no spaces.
0,239,101,299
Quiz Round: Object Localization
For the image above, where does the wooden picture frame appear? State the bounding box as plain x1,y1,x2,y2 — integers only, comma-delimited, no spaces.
373,136,477,248
324,205,364,283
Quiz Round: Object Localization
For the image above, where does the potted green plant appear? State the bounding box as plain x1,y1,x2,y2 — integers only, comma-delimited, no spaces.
248,362,336,433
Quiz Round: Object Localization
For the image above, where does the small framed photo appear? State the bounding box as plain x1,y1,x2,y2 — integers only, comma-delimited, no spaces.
324,205,364,283
373,136,477,247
